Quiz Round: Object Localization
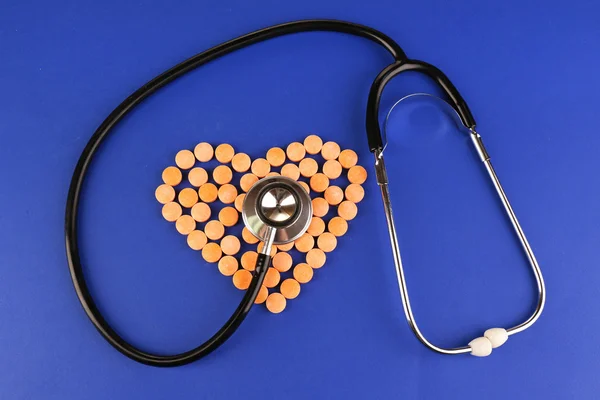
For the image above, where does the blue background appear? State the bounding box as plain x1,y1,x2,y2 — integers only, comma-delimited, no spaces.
1,0,599,398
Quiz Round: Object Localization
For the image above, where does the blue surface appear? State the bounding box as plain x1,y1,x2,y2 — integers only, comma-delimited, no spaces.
1,1,599,398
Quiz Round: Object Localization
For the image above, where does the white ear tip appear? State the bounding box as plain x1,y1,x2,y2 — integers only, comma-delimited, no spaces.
484,328,508,348
469,337,492,357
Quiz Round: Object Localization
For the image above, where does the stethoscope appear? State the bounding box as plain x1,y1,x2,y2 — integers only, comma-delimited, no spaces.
65,19,546,367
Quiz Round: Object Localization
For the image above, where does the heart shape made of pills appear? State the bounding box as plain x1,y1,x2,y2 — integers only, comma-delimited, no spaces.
155,135,367,313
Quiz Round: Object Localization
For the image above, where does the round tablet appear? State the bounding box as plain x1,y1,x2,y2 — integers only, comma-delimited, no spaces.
277,242,294,251
345,183,364,203
175,215,196,235
162,166,182,186
293,263,314,284
241,251,258,271
264,267,281,288
198,183,218,203
191,202,211,222
175,150,195,170
267,172,280,177
194,142,214,162
202,242,222,263
299,158,318,177
218,255,238,276
233,269,252,290
272,252,293,272
231,152,251,173
213,165,233,185
311,197,329,217
281,164,300,181
204,220,225,240
348,165,367,184
306,248,326,269
155,184,175,204
328,216,348,237
286,142,306,162
298,181,310,194
215,143,235,163
251,158,271,178
255,285,269,304
178,187,198,208
339,149,358,169
240,173,259,192
338,201,358,221
188,167,208,187
310,173,329,193
323,159,342,179
304,134,323,155
234,193,246,212
218,184,237,204
162,202,182,222
266,147,286,167
321,141,341,160
266,292,287,314
306,217,325,236
187,230,207,251
257,242,277,257
294,233,315,253
220,235,241,256
218,206,239,227
317,232,337,252
324,186,344,205
280,279,301,299
242,226,259,244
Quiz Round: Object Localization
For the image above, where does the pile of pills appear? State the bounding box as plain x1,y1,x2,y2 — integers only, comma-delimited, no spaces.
155,135,366,314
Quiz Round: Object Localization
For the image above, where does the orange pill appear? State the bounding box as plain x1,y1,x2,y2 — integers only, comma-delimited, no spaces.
306,217,325,236
234,193,246,212
303,134,323,155
286,142,306,162
241,251,258,271
198,183,218,203
178,187,198,208
324,186,344,205
218,255,238,276
204,220,225,240
306,248,326,269
240,173,259,192
233,269,252,290
317,232,337,252
215,143,235,163
162,166,182,186
155,184,175,204
218,206,238,227
299,158,318,177
162,202,182,222
242,226,259,244
277,242,294,251
298,181,310,194
231,152,251,173
264,267,281,288
310,173,329,193
272,252,293,272
311,197,329,217
267,172,280,177
218,184,237,204
294,233,315,253
194,142,214,162
339,149,358,169
321,141,341,161
188,167,208,187
251,158,271,178
348,165,368,184
257,242,277,257
323,159,342,179
345,183,364,203
328,216,348,237
187,230,207,250
255,285,269,304
191,202,211,222
280,278,301,299
293,263,314,284
338,201,358,221
281,164,300,181
213,165,233,185
176,215,196,235
202,242,222,263
220,235,241,256
175,150,195,170
266,147,286,167
266,292,287,314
